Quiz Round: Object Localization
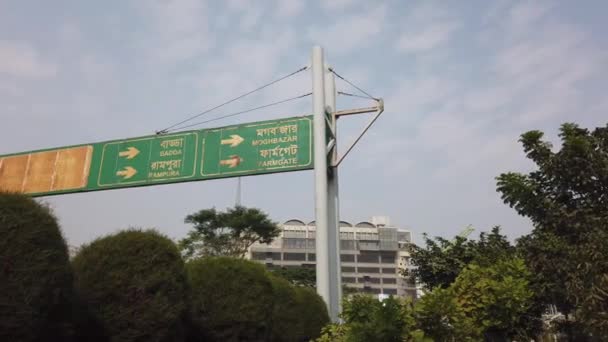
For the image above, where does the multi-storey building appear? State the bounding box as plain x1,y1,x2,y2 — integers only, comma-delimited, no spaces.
248,216,417,299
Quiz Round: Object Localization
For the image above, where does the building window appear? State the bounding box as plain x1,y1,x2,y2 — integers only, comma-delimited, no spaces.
269,252,281,260
340,231,355,239
340,240,356,250
307,253,315,261
358,241,379,250
342,277,356,283
251,252,266,260
283,238,307,249
341,266,356,273
357,253,379,263
383,288,397,295
358,267,380,273
283,253,306,261
382,278,397,284
340,254,355,262
307,238,315,249
382,268,396,274
398,231,412,242
358,277,380,284
380,254,395,263
284,230,306,238
357,232,379,240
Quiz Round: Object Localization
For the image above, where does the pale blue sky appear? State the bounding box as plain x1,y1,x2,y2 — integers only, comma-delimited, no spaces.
1,0,606,245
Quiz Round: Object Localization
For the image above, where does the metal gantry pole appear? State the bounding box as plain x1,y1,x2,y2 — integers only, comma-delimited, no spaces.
325,64,342,321
312,46,332,316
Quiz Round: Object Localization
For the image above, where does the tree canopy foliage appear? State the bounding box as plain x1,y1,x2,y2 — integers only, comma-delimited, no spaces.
179,206,280,259
187,257,328,342
0,193,75,342
269,265,316,288
187,257,275,341
407,226,515,290
497,123,608,337
316,294,420,342
414,257,539,341
72,229,189,342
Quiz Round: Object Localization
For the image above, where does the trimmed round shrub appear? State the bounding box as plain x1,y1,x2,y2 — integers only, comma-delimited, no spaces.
293,286,330,341
0,193,74,341
268,275,300,342
187,257,274,342
72,229,189,342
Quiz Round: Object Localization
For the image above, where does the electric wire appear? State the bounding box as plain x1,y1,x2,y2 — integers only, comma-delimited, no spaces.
337,91,375,100
328,67,379,101
156,66,308,134
166,93,312,132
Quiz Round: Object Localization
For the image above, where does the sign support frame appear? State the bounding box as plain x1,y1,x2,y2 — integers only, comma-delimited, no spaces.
325,62,342,321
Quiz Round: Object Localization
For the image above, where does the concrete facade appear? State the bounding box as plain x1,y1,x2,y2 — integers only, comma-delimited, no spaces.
248,216,417,298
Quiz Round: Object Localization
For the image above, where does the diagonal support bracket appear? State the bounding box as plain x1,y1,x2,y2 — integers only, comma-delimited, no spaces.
332,99,384,167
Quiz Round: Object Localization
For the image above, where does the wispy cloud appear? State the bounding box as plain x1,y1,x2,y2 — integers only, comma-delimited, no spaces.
395,2,461,54
0,40,56,78
138,0,213,64
307,5,386,54
397,22,460,54
276,0,304,17
320,0,357,11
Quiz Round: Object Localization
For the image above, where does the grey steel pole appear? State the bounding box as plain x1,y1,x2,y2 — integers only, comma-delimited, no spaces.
325,65,342,321
312,46,330,313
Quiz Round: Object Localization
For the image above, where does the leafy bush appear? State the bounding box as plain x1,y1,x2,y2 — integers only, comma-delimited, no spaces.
415,257,538,341
345,294,416,342
187,257,274,341
414,287,474,341
316,294,424,342
268,275,300,342
293,286,330,341
72,229,189,342
0,193,74,341
450,257,536,340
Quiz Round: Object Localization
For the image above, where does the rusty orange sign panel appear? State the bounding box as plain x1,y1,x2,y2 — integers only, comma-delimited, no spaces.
0,146,92,194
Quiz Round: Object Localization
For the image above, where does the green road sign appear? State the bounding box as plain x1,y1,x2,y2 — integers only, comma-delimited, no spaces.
0,116,313,197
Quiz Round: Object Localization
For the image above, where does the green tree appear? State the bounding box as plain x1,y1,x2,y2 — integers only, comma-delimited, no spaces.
179,206,280,259
408,227,514,290
269,265,316,288
317,294,419,342
268,275,300,342
415,258,539,341
407,234,476,290
497,123,608,337
293,286,330,341
186,257,275,341
72,229,189,342
450,258,538,341
414,287,466,341
0,193,75,341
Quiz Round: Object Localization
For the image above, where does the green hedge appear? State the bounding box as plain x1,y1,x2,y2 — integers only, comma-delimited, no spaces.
268,275,300,342
72,229,189,342
0,193,74,341
293,286,330,341
187,257,274,341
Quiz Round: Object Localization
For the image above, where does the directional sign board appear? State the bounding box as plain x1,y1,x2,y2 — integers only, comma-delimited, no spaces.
0,116,313,197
